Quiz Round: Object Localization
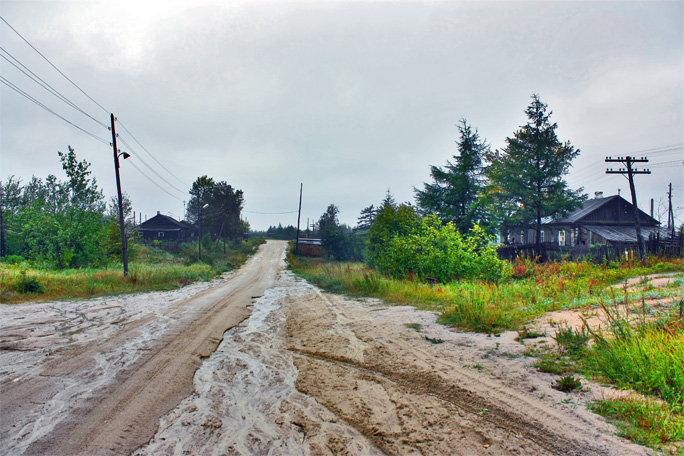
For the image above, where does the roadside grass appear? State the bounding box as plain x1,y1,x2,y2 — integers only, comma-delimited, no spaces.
0,238,266,304
288,252,683,333
287,251,684,451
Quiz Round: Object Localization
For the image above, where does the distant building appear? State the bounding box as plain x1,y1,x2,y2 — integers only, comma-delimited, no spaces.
139,212,198,243
295,238,322,256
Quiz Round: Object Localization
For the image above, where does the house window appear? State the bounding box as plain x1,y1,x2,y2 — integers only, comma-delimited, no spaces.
520,230,525,243
558,230,565,246
158,232,165,238
540,230,545,243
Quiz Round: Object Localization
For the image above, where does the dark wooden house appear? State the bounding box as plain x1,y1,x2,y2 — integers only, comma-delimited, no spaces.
139,212,198,243
510,194,662,248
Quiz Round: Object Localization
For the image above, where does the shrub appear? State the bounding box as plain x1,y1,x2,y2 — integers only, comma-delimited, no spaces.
17,272,44,294
370,214,508,283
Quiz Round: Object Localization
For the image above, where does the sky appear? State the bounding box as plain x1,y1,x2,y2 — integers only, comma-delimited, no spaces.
1,0,683,231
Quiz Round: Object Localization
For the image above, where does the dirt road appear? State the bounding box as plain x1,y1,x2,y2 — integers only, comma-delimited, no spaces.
1,240,648,455
1,241,286,455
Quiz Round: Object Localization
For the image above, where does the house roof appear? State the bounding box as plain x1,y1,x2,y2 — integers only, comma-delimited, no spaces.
549,195,658,226
583,225,667,243
140,213,191,231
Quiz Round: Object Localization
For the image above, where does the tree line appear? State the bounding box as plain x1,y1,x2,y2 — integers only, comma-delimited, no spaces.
0,150,246,269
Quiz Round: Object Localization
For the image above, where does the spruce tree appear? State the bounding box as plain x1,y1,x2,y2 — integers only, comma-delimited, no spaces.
415,119,488,233
486,94,584,251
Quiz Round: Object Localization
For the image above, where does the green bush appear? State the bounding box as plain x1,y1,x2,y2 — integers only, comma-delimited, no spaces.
1,255,25,264
17,273,44,294
371,214,508,283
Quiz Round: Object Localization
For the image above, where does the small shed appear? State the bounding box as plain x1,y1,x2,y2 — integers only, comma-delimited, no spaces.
295,238,322,256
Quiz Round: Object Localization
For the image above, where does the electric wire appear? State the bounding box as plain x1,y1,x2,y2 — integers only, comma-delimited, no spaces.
0,75,109,145
115,119,189,188
117,136,187,195
0,47,108,128
0,15,110,115
243,210,298,215
126,160,183,201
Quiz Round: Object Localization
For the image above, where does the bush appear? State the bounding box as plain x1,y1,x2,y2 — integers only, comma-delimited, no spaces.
371,214,508,283
17,272,44,294
1,255,25,264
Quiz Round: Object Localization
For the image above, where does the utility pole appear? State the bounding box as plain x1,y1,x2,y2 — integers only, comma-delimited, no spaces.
606,155,650,258
111,113,129,277
667,182,674,238
295,183,303,255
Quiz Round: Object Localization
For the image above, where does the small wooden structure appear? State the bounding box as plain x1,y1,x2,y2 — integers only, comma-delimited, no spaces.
296,238,322,256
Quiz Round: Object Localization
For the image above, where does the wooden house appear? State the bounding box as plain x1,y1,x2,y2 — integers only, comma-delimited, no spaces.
510,194,662,249
139,212,198,243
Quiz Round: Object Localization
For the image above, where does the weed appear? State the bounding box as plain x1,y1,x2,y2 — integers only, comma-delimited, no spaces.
553,324,590,357
554,375,582,392
405,323,422,332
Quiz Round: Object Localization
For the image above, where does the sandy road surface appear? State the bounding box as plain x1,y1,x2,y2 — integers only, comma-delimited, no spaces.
3,240,651,455
1,240,286,455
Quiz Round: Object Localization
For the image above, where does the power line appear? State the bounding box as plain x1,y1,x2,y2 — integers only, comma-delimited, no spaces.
126,160,183,201
0,75,109,145
115,119,189,188
0,14,110,115
0,46,108,128
243,210,298,215
117,136,187,195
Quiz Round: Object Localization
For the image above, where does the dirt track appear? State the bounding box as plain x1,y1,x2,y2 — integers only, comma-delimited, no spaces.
1,241,285,455
1,240,649,455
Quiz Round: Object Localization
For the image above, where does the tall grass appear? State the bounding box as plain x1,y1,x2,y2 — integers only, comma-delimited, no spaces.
289,253,683,333
582,307,684,449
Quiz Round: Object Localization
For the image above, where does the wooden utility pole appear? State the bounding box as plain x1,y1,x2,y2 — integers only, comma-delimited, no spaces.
667,182,674,238
111,113,129,277
295,183,303,254
606,155,650,257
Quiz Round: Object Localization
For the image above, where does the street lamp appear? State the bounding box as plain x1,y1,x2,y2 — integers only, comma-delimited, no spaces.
110,113,130,276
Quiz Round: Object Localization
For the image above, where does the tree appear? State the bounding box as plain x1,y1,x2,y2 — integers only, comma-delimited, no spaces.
356,204,377,230
318,204,351,260
0,176,23,257
103,192,138,261
415,119,489,233
206,181,244,243
366,202,420,269
486,95,585,250
20,147,105,268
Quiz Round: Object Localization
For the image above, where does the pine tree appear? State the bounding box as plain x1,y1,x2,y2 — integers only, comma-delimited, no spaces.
486,94,585,250
415,119,488,233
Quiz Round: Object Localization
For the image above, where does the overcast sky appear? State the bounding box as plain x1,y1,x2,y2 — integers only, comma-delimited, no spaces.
1,0,682,231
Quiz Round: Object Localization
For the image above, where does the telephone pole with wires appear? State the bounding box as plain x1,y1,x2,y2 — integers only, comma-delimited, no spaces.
605,155,650,258
111,114,130,276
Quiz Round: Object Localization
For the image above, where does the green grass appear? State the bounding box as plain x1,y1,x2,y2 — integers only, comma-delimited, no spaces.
589,396,684,451
288,253,683,333
0,238,265,303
